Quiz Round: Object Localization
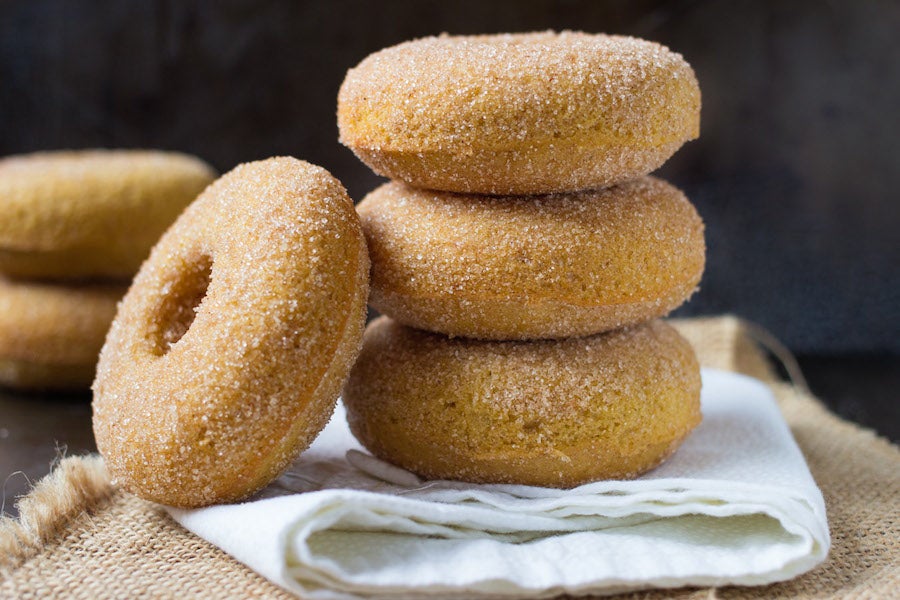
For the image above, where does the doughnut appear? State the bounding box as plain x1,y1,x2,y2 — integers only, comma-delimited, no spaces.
344,317,702,487
92,157,370,507
338,31,700,195
0,149,215,280
0,278,125,390
358,177,705,340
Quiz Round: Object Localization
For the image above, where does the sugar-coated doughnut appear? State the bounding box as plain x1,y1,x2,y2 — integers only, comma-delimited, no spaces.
0,278,125,390
338,31,700,195
0,150,215,280
92,157,370,507
345,317,701,486
358,177,705,340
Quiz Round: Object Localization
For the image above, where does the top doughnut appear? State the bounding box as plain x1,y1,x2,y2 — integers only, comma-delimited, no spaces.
338,31,700,195
0,150,215,280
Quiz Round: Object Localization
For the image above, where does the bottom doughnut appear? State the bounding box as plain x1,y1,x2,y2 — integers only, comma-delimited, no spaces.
344,317,702,487
0,278,125,390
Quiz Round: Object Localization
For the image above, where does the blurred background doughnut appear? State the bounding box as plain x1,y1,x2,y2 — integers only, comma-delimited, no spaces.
0,150,215,280
0,278,125,390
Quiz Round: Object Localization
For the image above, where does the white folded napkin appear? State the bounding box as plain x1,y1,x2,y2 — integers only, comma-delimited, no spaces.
168,368,829,599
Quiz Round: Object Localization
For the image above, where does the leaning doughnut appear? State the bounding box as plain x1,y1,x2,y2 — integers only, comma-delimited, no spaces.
0,278,125,390
92,157,370,507
338,31,700,195
345,317,702,487
358,177,705,340
0,150,215,280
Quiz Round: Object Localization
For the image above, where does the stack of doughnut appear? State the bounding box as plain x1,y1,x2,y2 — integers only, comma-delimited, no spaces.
0,150,215,390
338,31,706,487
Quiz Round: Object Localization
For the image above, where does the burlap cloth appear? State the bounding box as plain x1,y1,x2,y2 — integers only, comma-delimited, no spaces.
1,316,897,599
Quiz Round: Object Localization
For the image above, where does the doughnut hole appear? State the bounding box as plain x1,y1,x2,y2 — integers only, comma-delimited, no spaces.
153,253,213,354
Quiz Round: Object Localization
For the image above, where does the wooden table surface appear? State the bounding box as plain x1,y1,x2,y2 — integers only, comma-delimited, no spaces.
1,389,95,516
2,356,898,518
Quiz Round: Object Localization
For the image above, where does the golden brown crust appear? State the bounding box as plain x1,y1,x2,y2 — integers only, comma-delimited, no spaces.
344,317,702,487
0,150,216,280
92,157,370,508
0,278,125,389
338,31,700,194
358,177,705,340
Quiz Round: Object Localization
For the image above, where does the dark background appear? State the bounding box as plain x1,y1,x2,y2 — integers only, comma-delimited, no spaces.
2,0,898,354
1,0,898,512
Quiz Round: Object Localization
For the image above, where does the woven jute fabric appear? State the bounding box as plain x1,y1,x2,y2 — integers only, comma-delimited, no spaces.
1,316,897,599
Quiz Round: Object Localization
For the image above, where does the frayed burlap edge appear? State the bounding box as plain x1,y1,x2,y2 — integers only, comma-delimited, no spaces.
0,455,113,576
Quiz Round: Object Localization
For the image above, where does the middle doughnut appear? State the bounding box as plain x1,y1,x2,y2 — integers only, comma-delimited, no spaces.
359,177,705,340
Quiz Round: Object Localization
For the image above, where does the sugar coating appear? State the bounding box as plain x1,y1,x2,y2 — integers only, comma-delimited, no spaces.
0,277,125,389
345,317,702,486
0,149,216,280
358,177,705,340
338,31,701,194
92,157,370,508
